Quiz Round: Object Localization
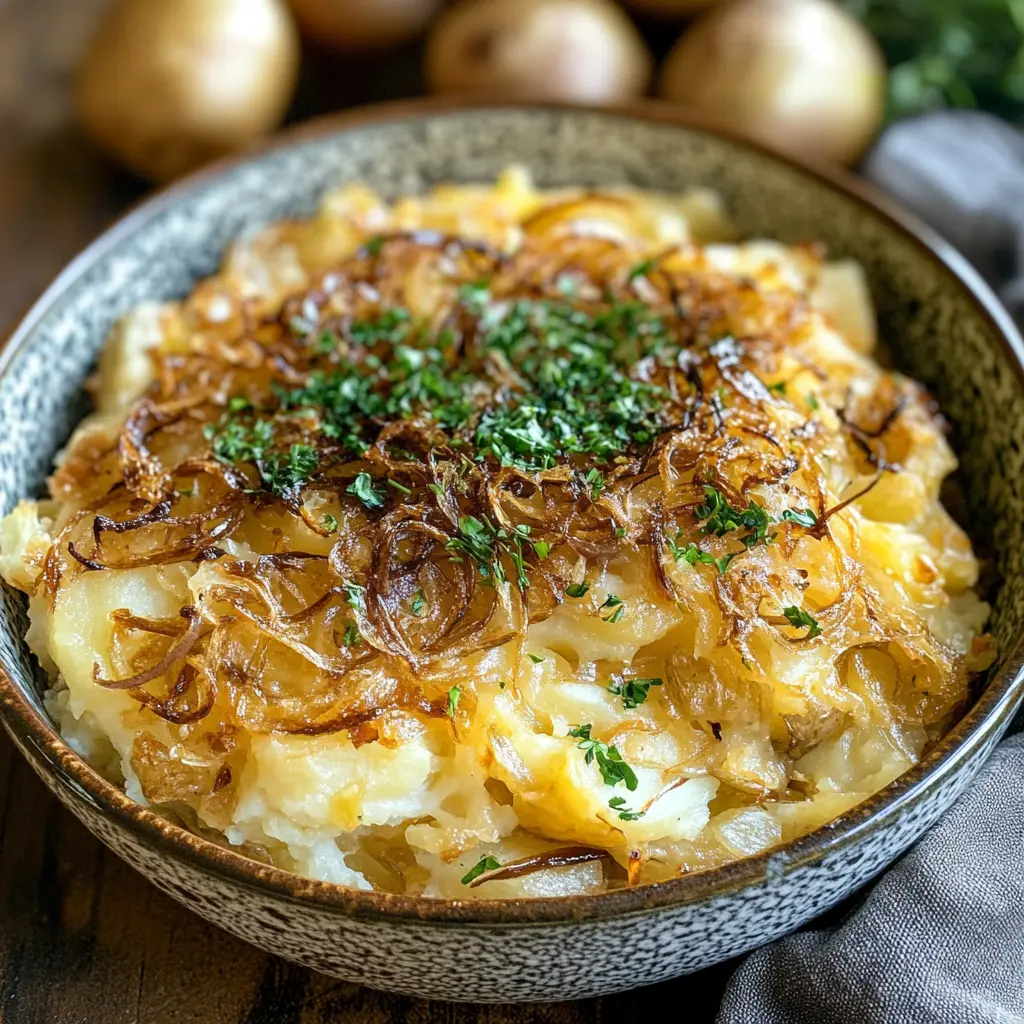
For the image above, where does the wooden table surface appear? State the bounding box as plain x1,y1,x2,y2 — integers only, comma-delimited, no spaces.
0,3,732,1021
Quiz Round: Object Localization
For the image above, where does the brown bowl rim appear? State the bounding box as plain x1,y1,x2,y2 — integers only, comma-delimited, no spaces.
2,96,1023,926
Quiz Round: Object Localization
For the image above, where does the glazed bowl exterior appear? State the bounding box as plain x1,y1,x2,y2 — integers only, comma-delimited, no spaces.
2,100,1024,1003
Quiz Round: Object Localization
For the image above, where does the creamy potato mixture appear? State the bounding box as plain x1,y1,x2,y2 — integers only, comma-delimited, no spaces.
0,169,992,897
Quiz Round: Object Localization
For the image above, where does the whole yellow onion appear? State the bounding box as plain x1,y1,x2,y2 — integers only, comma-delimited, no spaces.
425,0,653,104
77,0,300,183
659,0,887,166
287,0,442,51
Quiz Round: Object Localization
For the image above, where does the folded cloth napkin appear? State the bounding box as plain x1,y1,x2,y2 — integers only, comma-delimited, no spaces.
717,111,1024,1024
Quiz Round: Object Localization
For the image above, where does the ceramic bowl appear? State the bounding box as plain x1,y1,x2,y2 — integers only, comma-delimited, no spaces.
2,100,1024,1004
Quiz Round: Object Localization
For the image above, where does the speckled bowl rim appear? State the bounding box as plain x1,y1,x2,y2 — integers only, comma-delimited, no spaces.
2,97,1024,926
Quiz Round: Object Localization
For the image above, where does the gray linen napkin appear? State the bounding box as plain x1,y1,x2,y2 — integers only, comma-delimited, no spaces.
717,111,1024,1024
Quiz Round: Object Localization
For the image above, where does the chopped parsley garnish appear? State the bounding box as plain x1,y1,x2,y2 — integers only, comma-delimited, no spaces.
527,653,546,664
532,540,551,560
261,444,318,498
410,590,426,616
321,513,339,533
599,594,625,624
461,855,501,885
445,515,532,591
458,280,491,308
782,508,817,528
206,414,273,466
342,622,361,647
315,331,338,355
585,468,605,502
341,582,366,611
346,472,384,509
627,258,656,281
767,381,787,396
696,487,773,547
568,724,638,790
566,581,590,598
386,478,412,495
471,299,671,471
806,393,821,412
447,684,461,718
608,795,644,821
609,677,662,709
666,532,735,574
350,307,411,346
782,605,822,639
555,273,578,296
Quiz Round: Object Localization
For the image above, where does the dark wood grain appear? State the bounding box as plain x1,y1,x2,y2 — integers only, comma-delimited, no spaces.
0,2,728,1020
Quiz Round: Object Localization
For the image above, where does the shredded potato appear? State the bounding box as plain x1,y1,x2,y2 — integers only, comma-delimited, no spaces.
0,167,993,896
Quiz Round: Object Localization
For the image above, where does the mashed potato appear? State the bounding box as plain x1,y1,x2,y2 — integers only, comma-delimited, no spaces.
0,168,992,896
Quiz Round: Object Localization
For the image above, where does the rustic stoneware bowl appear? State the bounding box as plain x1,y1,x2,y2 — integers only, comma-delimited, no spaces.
2,100,1024,1004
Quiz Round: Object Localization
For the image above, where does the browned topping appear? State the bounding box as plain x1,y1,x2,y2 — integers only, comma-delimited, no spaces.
44,229,962,742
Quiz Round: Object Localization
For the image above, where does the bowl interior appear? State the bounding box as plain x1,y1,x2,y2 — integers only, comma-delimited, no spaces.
2,102,1024,872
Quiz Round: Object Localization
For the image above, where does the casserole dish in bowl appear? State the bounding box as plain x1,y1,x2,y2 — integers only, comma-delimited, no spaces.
1,100,1023,1002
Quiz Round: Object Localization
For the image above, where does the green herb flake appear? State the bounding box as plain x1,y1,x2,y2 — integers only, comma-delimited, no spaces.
447,684,462,718
567,724,638,790
667,532,735,574
566,581,590,598
262,444,318,498
321,513,339,533
446,515,531,592
599,594,625,623
458,281,491,310
315,331,338,355
627,258,656,282
782,605,822,639
767,380,787,396
342,582,366,611
585,468,605,502
696,487,773,547
347,472,385,509
527,653,546,664
555,273,578,296
609,677,663,710
806,393,821,412
387,478,412,495
410,589,426,616
342,622,361,647
782,508,817,528
608,795,644,821
460,855,502,885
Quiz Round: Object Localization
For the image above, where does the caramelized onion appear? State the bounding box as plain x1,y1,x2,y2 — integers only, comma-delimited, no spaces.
41,224,975,747
466,846,612,888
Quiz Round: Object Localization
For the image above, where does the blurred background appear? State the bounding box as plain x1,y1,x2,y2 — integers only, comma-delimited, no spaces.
3,0,1023,331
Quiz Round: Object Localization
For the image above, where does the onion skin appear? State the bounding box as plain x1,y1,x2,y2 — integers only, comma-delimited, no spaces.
425,0,653,104
77,0,300,183
286,0,442,51
659,0,887,166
